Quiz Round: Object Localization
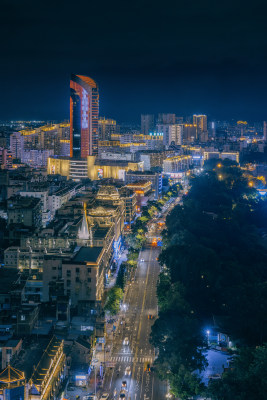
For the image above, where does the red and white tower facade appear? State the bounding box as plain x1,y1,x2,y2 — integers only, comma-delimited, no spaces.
70,74,99,158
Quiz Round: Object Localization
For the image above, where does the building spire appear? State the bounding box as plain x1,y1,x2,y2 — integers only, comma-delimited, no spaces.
78,203,90,240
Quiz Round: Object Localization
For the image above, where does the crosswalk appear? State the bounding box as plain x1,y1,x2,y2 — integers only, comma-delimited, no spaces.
110,356,153,363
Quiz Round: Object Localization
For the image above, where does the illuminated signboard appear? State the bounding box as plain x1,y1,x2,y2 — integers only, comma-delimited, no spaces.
97,168,103,178
81,89,89,129
170,172,184,178
149,131,163,136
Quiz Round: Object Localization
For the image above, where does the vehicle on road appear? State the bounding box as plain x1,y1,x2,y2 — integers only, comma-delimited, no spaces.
121,381,127,390
148,314,154,320
140,258,144,262
125,366,131,376
83,396,97,400
144,362,151,372
123,337,129,345
100,394,109,400
119,394,126,399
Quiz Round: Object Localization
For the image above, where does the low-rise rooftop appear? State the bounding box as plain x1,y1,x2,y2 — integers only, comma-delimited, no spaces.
0,268,21,294
72,246,103,264
8,196,41,210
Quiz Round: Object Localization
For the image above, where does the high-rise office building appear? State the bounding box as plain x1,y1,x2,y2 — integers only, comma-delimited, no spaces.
193,114,207,139
10,132,24,160
98,117,117,140
183,124,198,143
158,113,176,124
157,124,183,147
264,121,267,142
70,74,99,158
156,124,170,147
141,114,154,135
169,124,183,146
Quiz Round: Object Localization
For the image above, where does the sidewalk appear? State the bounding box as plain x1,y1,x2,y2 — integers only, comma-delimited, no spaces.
106,249,128,289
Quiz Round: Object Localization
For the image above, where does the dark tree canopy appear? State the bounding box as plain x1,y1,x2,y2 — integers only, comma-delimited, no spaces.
151,160,267,398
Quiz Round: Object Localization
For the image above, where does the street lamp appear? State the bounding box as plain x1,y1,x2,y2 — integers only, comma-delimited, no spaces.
206,330,210,346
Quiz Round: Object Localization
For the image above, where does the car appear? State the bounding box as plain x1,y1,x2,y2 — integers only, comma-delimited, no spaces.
125,366,131,376
100,394,109,400
83,396,97,400
144,362,151,372
123,337,129,345
140,258,144,262
119,394,126,399
121,381,127,390
148,314,154,320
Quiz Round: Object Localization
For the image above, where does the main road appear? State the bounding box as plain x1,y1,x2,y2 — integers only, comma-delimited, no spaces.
103,246,167,400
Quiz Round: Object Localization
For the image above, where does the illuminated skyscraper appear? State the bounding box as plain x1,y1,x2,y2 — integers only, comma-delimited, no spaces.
193,114,207,139
70,74,99,158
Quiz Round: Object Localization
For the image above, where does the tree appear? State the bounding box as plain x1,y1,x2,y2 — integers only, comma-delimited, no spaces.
151,309,207,397
151,271,207,397
208,345,267,400
152,159,267,396
104,286,123,315
116,263,127,290
127,250,139,261
158,164,267,342
169,366,206,400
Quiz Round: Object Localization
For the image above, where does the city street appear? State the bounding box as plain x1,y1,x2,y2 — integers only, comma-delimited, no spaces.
103,246,167,400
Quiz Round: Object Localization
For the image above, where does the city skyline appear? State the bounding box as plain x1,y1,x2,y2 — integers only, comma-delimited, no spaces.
1,71,267,124
1,1,267,397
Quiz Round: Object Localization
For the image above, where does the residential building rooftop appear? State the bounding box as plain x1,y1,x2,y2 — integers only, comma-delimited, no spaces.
72,246,103,264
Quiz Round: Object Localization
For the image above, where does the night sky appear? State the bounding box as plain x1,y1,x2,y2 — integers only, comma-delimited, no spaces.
1,0,267,123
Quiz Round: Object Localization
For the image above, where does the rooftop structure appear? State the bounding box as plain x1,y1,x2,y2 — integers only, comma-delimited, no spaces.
0,365,25,385
126,180,152,194
72,246,103,264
